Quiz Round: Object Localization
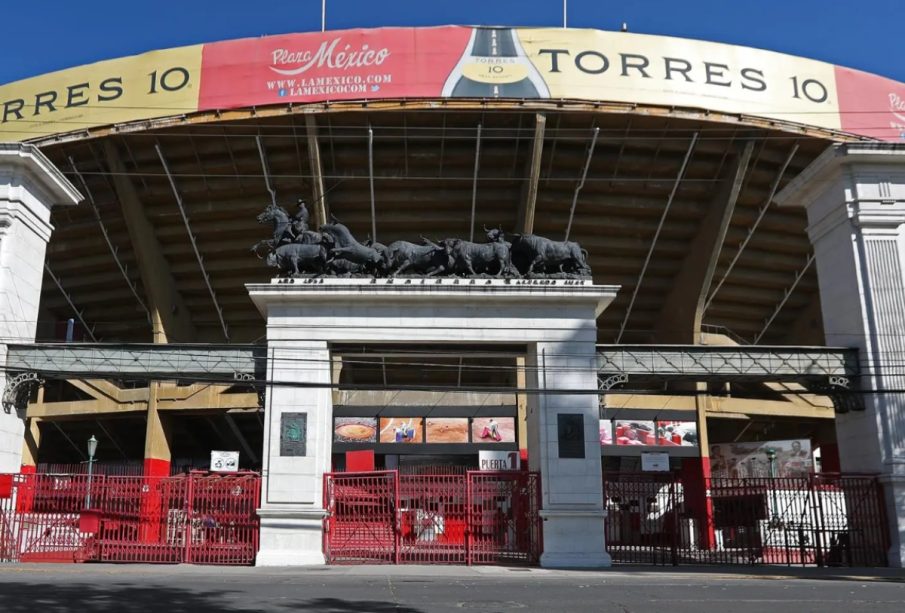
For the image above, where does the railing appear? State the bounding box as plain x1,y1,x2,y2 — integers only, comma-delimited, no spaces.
324,470,541,566
603,472,888,567
0,471,261,565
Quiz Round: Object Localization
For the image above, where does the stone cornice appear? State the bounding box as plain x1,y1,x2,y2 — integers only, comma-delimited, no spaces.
0,142,82,206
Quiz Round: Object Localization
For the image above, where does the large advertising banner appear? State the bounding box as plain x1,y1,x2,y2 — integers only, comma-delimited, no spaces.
0,45,203,142
198,26,471,109
515,28,842,132
2,26,905,143
836,65,905,141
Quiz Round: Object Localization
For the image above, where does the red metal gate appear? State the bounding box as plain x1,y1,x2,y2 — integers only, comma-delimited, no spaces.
0,473,103,563
0,471,260,565
324,470,541,565
324,471,397,564
603,472,889,567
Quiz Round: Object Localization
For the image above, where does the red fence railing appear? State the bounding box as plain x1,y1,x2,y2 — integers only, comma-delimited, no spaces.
603,472,889,567
324,470,541,566
0,471,260,565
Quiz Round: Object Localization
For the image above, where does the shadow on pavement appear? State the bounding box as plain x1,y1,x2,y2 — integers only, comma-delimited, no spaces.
289,598,423,612
0,581,425,613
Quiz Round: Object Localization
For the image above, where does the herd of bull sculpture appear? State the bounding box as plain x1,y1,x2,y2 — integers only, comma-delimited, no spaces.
252,199,592,279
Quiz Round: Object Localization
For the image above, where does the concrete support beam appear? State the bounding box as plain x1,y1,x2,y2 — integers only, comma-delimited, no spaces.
103,141,195,343
27,399,147,418
517,114,546,234
143,381,172,477
27,381,259,418
655,141,755,343
305,115,328,228
20,417,40,468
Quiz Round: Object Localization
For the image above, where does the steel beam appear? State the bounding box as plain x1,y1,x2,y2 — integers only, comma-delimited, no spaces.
597,344,858,382
6,343,265,380
616,133,698,342
654,140,754,343
705,145,799,312
517,114,546,234
43,263,98,342
156,143,230,341
5,342,855,387
469,124,482,242
564,126,599,241
754,253,816,344
68,157,152,329
103,140,195,343
305,114,328,227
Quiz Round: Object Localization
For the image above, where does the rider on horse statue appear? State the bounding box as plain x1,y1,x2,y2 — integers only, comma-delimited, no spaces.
274,198,311,245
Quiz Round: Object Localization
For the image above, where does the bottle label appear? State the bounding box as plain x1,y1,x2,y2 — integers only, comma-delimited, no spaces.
462,60,529,85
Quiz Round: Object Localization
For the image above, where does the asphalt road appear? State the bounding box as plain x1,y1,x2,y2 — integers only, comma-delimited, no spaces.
0,564,903,613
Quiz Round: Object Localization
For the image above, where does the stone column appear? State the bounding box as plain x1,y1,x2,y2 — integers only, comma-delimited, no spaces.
0,143,80,473
776,143,905,567
256,339,333,566
527,336,612,568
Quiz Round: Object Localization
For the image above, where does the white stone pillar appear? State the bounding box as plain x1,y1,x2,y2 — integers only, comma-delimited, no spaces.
0,143,80,473
256,339,333,566
528,337,611,568
776,143,905,567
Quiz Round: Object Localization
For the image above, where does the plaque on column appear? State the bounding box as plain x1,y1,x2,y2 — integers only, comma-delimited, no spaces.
557,413,585,459
280,412,307,456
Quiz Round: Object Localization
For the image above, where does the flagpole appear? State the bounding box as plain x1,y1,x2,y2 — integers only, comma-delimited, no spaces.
322,0,326,31
563,0,567,28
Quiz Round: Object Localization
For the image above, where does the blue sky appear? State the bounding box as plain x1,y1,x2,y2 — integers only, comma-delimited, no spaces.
3,0,904,85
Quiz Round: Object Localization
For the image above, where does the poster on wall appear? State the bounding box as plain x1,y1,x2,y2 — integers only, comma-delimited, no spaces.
425,418,469,443
599,419,613,445
710,439,813,478
614,420,656,446
471,417,516,443
379,417,424,443
656,421,698,447
333,417,378,443
641,452,670,472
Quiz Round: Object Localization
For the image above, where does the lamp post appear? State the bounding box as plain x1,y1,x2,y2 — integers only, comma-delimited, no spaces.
85,435,98,509
765,446,779,524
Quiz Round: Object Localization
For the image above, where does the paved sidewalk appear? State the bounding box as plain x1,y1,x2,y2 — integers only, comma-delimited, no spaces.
0,563,903,612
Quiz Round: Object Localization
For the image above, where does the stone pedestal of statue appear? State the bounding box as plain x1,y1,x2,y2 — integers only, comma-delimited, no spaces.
248,277,618,567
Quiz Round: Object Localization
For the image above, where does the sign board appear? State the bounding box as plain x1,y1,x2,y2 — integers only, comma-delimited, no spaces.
280,412,307,456
641,452,670,472
557,413,585,458
2,27,904,142
479,450,520,472
210,450,239,473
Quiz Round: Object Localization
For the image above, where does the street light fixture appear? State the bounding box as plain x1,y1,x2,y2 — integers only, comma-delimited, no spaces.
765,446,779,525
85,435,98,509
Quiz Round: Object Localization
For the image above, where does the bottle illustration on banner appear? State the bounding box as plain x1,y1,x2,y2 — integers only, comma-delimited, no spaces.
442,28,550,98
